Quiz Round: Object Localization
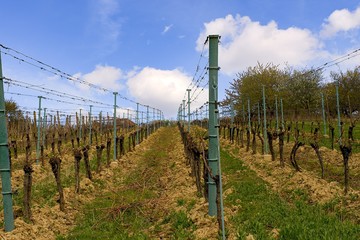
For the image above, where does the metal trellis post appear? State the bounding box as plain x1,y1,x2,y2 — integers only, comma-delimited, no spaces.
208,35,220,216
0,50,15,232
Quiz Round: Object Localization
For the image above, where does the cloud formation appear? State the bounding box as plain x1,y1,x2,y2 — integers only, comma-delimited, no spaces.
127,67,207,118
74,65,123,92
196,14,324,75
321,6,360,38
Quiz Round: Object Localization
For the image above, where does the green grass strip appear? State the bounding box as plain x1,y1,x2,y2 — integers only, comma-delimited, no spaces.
221,148,360,240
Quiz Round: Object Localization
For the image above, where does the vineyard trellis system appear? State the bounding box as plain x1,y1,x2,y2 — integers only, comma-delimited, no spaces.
0,45,166,232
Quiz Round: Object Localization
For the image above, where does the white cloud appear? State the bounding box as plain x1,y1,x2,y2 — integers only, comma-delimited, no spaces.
196,14,325,75
127,67,207,117
162,24,173,34
74,65,123,92
321,6,360,38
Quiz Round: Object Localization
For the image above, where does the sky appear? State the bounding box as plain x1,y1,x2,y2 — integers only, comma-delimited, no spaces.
1,0,360,120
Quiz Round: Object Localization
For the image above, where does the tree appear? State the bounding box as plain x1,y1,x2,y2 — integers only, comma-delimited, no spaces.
5,99,23,123
328,67,360,117
285,68,322,117
224,62,288,119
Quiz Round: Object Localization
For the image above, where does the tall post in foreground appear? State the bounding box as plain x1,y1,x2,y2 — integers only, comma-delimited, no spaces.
321,93,327,136
187,89,191,132
113,92,118,160
36,96,43,164
0,50,15,231
262,86,268,154
208,35,220,216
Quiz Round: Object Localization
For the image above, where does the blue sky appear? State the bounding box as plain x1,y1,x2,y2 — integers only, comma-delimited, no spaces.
1,0,360,119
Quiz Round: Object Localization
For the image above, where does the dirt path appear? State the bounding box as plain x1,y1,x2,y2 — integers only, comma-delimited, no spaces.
0,126,218,239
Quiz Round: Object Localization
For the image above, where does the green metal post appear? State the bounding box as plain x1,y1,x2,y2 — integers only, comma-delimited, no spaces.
0,50,15,231
262,86,268,154
113,92,118,160
187,89,191,132
89,105,92,145
321,93,327,136
208,35,226,239
335,82,341,145
208,35,220,216
36,96,42,164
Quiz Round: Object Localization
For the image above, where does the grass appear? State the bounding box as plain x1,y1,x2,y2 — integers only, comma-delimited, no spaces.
57,127,196,239
221,147,360,239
